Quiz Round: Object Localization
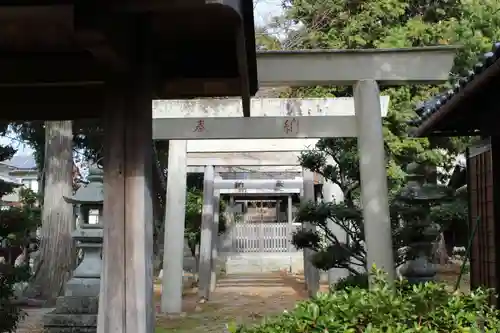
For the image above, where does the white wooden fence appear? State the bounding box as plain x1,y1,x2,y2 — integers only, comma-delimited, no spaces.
226,222,301,253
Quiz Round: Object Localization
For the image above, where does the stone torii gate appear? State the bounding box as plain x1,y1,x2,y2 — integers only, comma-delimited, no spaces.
159,48,457,314
160,96,388,312
160,96,391,309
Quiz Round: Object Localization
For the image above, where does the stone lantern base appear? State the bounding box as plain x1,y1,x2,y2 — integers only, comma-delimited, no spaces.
43,296,98,333
65,278,101,297
400,256,437,284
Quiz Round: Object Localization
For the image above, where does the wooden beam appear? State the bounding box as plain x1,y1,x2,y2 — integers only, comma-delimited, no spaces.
0,5,74,51
0,85,104,120
74,30,130,73
0,52,106,84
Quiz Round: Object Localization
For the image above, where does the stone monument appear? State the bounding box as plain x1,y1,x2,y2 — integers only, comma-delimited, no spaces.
44,167,104,333
395,162,452,284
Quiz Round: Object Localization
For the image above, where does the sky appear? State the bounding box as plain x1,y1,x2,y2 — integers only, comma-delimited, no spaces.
254,0,283,27
0,131,32,156
0,1,284,158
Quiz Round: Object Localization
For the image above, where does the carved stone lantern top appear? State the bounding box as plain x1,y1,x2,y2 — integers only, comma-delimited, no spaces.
64,166,104,205
397,162,452,203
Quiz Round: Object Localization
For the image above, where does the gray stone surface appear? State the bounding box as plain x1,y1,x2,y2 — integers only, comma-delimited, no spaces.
54,296,98,314
64,278,100,297
44,328,96,333
44,296,97,333
43,313,97,327
224,252,304,274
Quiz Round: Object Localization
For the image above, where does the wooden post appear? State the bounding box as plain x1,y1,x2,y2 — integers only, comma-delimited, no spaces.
99,83,127,333
124,72,154,333
98,73,154,333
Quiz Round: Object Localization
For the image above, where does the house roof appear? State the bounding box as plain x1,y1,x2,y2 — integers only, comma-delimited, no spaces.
410,42,500,136
0,174,22,185
0,155,37,170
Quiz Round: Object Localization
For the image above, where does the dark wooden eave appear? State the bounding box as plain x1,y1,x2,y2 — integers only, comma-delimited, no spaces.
0,0,258,120
411,42,500,137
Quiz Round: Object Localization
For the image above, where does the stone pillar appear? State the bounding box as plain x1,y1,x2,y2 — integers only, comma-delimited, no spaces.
198,165,215,300
287,194,293,252
302,169,320,296
354,80,395,283
322,160,348,285
229,195,235,224
210,185,221,292
161,140,188,314
299,181,308,288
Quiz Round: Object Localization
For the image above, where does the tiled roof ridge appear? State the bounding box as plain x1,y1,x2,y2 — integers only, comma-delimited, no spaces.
410,42,500,129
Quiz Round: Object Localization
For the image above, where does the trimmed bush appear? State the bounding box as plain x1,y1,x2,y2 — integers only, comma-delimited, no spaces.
229,269,500,333
331,273,369,290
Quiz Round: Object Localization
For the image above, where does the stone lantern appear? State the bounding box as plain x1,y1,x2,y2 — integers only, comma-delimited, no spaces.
395,162,452,284
62,166,104,297
44,166,104,333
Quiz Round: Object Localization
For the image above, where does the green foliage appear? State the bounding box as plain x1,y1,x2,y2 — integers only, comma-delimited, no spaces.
331,273,369,291
430,198,468,228
0,137,40,332
0,265,27,333
276,0,498,276
0,204,38,333
292,198,427,272
229,268,500,333
184,188,227,256
277,0,500,190
10,120,105,169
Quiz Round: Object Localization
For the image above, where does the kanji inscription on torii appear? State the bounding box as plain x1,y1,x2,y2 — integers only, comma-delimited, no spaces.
234,181,246,193
275,180,284,189
193,119,205,133
283,118,299,134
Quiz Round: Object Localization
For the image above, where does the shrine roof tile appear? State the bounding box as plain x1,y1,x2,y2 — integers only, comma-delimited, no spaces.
409,42,500,135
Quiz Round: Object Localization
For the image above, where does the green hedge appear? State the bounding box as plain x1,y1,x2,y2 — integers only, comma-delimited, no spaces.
228,269,499,333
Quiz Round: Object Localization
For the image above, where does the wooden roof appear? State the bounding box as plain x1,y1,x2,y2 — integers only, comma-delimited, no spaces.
411,43,500,137
0,1,258,120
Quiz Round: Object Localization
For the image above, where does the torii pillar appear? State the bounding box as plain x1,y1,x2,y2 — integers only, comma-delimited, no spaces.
99,74,155,333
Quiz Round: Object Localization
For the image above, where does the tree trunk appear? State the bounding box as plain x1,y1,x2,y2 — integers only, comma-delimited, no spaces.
31,121,74,303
